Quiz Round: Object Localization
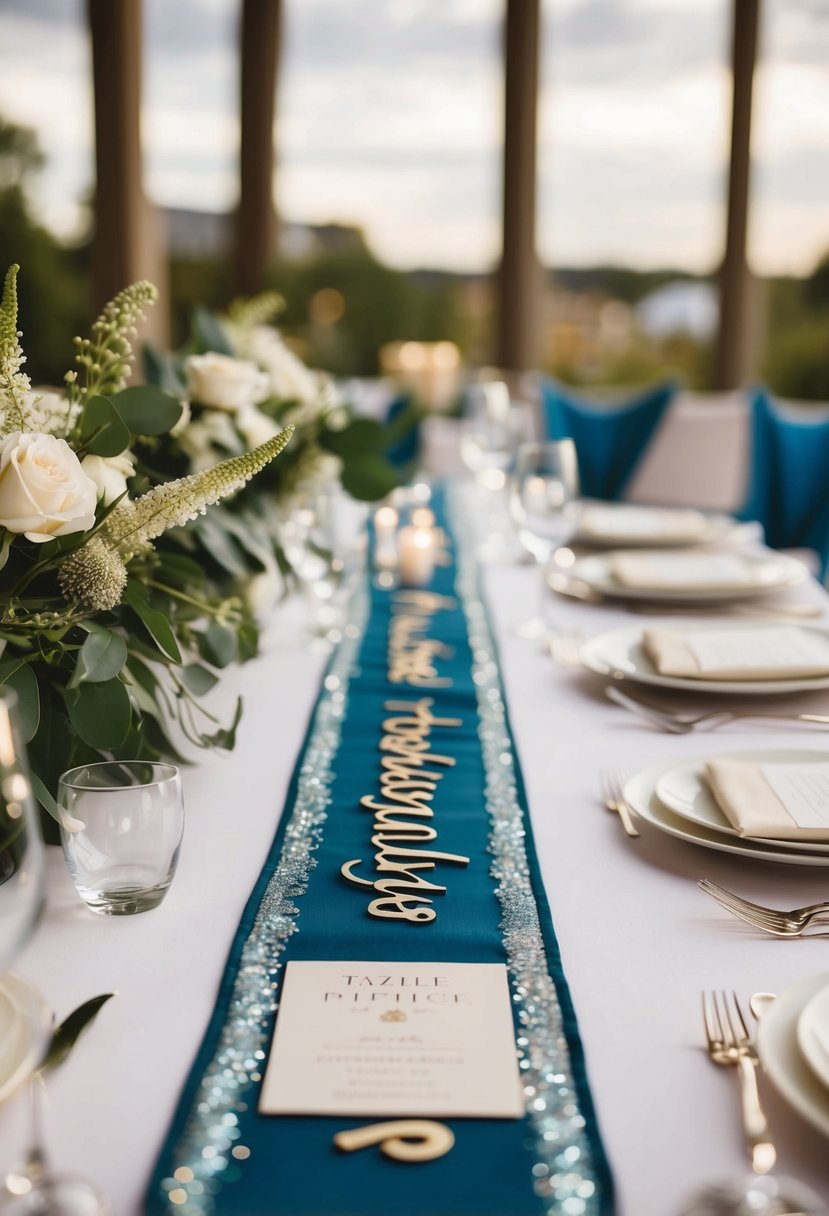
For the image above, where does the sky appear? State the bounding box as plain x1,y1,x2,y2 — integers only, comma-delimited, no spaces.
0,0,828,277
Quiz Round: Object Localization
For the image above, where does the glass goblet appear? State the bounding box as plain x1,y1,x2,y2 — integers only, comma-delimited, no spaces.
0,690,45,973
509,439,580,639
281,485,367,650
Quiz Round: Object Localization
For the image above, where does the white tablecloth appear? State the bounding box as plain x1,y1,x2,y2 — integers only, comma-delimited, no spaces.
3,561,829,1215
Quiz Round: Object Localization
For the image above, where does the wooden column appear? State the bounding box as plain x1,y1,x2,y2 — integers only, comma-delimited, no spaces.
236,0,282,296
88,0,168,344
496,0,541,374
713,0,760,390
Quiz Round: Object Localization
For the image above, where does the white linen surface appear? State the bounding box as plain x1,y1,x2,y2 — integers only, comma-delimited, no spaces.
2,559,829,1216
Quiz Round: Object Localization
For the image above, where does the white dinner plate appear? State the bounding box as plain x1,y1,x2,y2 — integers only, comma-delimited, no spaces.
579,624,829,695
757,973,829,1139
568,550,807,603
654,750,829,855
572,504,741,549
623,759,829,866
0,972,51,1106
797,980,829,1095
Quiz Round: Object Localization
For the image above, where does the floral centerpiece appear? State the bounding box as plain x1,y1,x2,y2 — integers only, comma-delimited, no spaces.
143,296,412,602
0,265,292,832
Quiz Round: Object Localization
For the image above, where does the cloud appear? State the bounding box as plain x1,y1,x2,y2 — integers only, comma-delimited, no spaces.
0,0,827,272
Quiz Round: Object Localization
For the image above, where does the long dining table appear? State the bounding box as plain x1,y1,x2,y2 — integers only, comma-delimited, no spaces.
2,500,829,1216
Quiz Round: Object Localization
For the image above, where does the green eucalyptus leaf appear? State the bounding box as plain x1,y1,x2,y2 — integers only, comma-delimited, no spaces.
110,385,183,436
143,342,187,396
29,772,59,824
66,678,131,750
198,621,237,669
203,697,243,750
320,417,388,458
0,659,40,743
41,993,115,1072
76,624,128,684
192,307,235,357
123,582,182,664
193,515,248,577
156,551,207,588
78,395,131,457
340,455,400,502
179,664,219,696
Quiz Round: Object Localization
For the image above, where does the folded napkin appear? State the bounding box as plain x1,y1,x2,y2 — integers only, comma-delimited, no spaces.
643,625,829,681
579,505,708,543
611,551,767,591
705,756,829,840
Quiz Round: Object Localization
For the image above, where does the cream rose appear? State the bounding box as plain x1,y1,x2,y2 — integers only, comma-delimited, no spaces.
81,450,136,505
235,406,281,450
185,352,270,413
242,326,320,406
0,432,97,542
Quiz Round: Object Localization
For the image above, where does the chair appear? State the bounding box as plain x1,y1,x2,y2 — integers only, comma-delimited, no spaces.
740,388,829,579
384,392,420,470
540,378,678,500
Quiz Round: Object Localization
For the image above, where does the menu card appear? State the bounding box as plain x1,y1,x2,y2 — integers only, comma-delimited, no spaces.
259,960,524,1119
611,552,763,590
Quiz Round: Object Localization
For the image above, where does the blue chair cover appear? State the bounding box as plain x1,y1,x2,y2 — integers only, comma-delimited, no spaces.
540,378,678,500
740,388,829,579
384,392,419,469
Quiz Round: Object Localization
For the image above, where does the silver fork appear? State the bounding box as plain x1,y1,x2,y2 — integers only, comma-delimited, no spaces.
598,768,639,837
699,878,829,937
702,990,776,1175
605,684,829,734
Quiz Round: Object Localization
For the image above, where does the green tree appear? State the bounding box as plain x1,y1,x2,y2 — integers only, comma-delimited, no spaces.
0,115,90,385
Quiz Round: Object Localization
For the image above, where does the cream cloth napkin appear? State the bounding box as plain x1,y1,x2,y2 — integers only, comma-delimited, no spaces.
643,625,829,681
579,505,708,543
610,551,766,591
705,756,829,840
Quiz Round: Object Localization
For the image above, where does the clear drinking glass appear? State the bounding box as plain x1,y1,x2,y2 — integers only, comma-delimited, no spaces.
509,440,581,639
58,763,183,916
0,690,45,973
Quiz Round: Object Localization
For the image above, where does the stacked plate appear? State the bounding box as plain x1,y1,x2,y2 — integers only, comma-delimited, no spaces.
580,623,829,696
573,503,742,549
758,973,829,1139
562,548,808,606
623,750,829,867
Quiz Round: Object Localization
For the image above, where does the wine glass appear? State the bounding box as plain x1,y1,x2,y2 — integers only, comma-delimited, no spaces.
677,1172,825,1215
0,690,45,973
281,485,367,650
0,691,109,1215
460,381,517,484
461,381,533,560
509,440,581,639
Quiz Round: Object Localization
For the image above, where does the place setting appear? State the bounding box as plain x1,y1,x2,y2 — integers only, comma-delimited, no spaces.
619,747,829,867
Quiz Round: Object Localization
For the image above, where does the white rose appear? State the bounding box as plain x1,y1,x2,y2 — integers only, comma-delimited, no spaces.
236,406,281,450
185,352,270,413
81,450,136,505
244,568,284,618
243,326,320,406
0,432,97,542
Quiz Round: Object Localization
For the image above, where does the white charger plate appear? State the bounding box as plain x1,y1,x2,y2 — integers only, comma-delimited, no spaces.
0,972,51,1105
655,750,829,856
757,973,829,1139
580,624,829,695
568,549,807,603
797,981,829,1095
623,758,829,866
573,504,740,549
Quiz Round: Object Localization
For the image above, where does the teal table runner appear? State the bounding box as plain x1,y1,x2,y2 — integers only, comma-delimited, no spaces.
146,486,614,1216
